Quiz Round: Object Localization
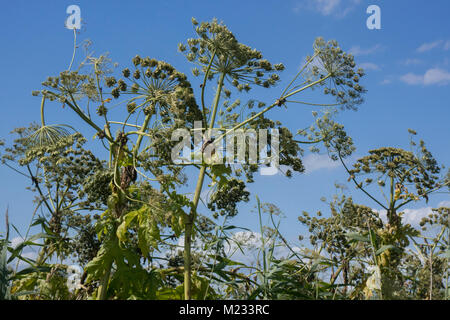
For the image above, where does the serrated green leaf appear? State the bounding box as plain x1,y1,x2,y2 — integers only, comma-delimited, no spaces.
117,209,141,242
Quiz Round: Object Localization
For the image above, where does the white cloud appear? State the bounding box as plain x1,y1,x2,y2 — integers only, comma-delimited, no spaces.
401,207,433,225
380,75,395,85
375,208,429,225
417,40,444,53
224,231,266,255
438,200,450,208
170,231,284,267
294,0,361,17
303,154,340,173
313,0,341,16
224,231,301,264
423,68,450,85
444,41,450,51
349,44,383,57
400,72,424,85
9,250,39,270
376,202,449,226
401,58,423,66
400,68,450,86
22,251,38,260
359,62,380,71
185,189,212,205
415,39,450,52
10,236,23,249
174,236,211,257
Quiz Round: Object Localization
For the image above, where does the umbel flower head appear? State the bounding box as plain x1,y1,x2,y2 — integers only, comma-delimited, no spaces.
419,206,449,231
348,145,441,198
179,18,284,92
106,56,202,126
24,124,74,148
298,196,383,253
39,71,99,102
305,37,366,110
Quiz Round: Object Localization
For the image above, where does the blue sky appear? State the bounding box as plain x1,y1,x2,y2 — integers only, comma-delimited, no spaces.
0,0,449,251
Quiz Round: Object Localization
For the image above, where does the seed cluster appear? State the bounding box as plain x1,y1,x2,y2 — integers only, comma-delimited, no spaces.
39,71,99,102
208,178,250,218
179,18,284,92
348,146,441,197
107,56,202,126
298,196,382,256
311,37,366,110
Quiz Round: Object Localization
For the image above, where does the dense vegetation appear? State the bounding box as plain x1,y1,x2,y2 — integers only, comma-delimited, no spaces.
0,18,448,300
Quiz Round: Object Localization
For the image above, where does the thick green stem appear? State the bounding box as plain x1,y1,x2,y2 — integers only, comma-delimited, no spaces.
98,143,125,300
207,73,225,128
256,196,268,298
388,176,395,224
97,107,152,300
132,111,153,158
98,261,112,300
184,73,225,300
40,96,46,127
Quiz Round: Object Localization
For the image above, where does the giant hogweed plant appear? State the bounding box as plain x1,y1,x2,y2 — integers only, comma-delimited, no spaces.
1,18,366,299
316,131,450,299
1,125,111,298
298,190,385,298
176,18,365,299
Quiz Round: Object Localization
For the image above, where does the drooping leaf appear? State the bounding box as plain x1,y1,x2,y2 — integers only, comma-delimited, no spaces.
116,209,141,242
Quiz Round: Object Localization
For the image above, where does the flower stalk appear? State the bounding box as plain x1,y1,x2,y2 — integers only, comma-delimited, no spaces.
184,72,225,299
